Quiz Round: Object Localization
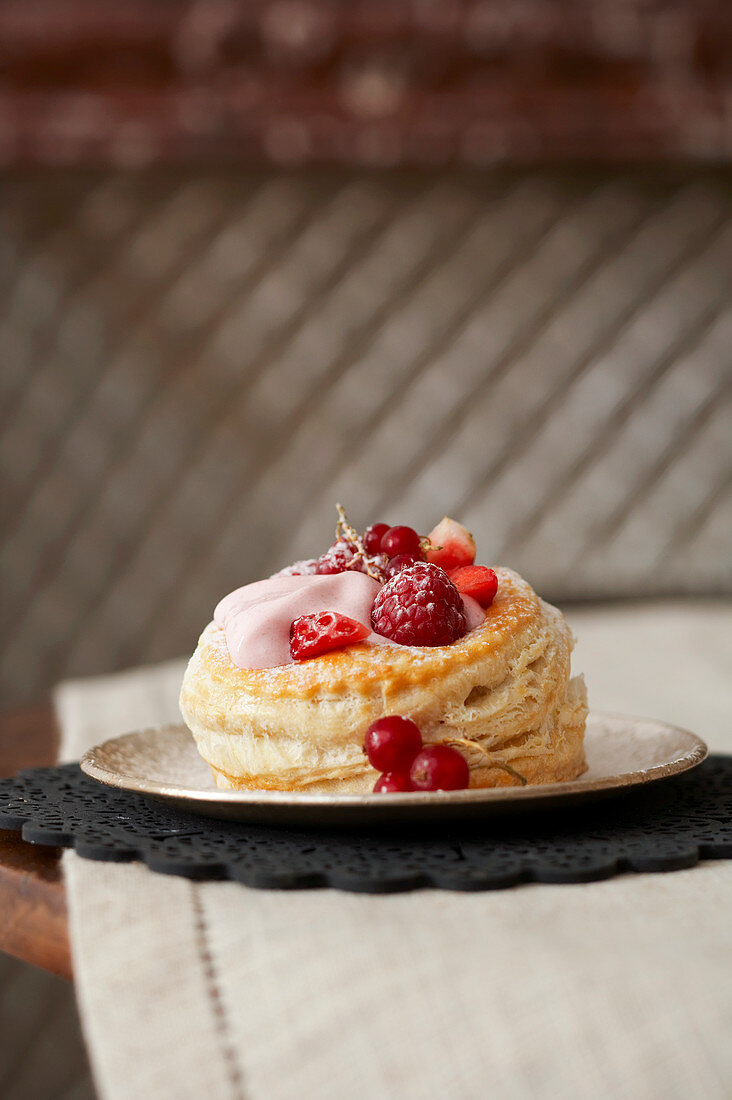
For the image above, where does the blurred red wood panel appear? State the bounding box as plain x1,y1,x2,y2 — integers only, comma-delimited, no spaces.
1,0,730,165
0,704,71,979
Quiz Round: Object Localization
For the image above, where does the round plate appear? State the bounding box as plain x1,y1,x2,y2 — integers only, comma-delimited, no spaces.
80,713,708,825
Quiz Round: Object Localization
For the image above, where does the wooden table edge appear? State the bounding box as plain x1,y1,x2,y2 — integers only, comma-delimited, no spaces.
0,703,72,979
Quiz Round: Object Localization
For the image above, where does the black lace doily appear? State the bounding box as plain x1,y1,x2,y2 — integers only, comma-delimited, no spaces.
1,759,731,892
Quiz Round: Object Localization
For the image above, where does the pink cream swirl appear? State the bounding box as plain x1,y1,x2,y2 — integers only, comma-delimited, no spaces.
214,572,485,669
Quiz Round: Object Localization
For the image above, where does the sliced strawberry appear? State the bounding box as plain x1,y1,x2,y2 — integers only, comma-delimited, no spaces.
290,611,370,660
424,517,476,571
449,565,498,608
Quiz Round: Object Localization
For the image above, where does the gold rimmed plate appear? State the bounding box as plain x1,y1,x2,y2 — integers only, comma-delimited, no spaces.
80,713,708,825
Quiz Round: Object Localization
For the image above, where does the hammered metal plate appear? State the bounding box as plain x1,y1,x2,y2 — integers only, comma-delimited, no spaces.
80,713,708,825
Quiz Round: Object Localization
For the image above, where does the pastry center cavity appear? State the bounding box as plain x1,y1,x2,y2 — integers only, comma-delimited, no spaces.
214,572,484,669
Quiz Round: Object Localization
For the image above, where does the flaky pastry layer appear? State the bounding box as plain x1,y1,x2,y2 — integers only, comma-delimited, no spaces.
179,567,587,792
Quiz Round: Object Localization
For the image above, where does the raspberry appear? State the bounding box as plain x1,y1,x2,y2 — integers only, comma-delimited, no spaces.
363,716,422,772
315,538,362,575
315,539,388,582
290,612,369,660
410,745,470,791
371,562,467,647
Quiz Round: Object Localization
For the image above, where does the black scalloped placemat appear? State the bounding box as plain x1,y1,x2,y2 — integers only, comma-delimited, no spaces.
1,759,731,892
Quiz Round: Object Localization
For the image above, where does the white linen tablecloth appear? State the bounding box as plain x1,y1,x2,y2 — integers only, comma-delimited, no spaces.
56,602,732,1100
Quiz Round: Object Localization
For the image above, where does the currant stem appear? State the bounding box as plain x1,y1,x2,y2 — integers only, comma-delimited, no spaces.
335,503,384,582
335,502,359,545
442,737,528,785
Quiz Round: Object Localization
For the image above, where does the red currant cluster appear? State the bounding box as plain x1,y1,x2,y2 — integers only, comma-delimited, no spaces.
314,520,425,581
364,715,470,793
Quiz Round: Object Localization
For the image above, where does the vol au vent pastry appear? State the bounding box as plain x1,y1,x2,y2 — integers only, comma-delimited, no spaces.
180,510,588,794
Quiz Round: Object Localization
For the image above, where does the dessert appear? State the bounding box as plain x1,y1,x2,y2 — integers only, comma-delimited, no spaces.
179,508,588,794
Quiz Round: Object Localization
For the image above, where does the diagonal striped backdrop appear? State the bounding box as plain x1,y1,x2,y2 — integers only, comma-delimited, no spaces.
2,168,731,704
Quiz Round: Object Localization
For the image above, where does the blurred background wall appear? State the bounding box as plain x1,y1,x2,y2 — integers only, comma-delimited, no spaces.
3,165,732,707
2,0,732,706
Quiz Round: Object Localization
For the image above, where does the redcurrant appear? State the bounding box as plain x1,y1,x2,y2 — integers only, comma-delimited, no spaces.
373,772,413,793
380,525,423,561
409,745,470,791
363,716,423,773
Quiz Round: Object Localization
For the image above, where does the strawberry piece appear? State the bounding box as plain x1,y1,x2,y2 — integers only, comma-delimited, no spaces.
424,517,476,571
290,611,370,660
449,565,498,609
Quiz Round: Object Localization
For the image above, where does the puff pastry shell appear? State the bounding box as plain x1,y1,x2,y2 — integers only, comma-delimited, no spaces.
179,567,587,792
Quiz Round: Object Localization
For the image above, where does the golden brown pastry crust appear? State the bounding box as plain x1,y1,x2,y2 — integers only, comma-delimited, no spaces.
179,567,587,792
